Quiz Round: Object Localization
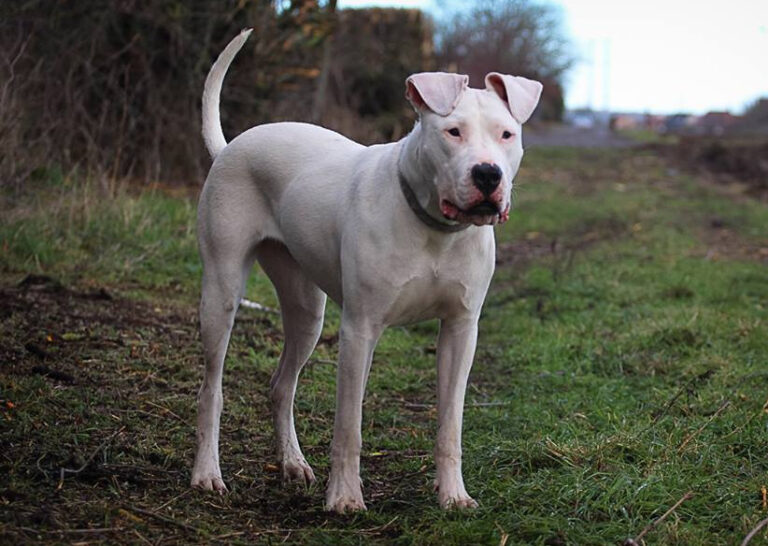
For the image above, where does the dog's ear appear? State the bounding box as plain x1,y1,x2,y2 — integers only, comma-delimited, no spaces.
405,72,469,116
484,73,543,124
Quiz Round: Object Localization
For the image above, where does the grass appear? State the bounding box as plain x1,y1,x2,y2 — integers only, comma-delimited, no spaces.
1,147,767,544
615,128,678,145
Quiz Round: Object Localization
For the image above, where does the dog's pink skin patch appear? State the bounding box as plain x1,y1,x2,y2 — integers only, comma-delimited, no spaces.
441,200,461,220
489,187,505,205
499,204,510,224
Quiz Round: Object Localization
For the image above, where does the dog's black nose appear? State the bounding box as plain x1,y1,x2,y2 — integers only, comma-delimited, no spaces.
471,163,502,195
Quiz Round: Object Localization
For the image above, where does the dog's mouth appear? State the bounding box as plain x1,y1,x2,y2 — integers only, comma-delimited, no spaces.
466,202,500,216
440,200,510,226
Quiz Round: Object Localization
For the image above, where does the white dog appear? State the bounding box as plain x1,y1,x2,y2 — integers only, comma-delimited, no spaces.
191,29,542,513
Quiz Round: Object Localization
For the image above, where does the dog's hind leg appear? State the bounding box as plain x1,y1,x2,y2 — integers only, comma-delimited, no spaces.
192,214,257,492
256,239,326,484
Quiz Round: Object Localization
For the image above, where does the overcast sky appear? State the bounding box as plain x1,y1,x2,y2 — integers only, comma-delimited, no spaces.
337,0,768,114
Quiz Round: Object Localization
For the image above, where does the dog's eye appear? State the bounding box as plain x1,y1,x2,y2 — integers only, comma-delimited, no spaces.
502,130,514,140
447,128,461,137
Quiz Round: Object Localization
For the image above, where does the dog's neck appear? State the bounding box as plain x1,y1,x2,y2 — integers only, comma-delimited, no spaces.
397,124,463,231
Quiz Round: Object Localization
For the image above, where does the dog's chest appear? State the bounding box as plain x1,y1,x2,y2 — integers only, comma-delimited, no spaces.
367,228,495,326
382,269,471,325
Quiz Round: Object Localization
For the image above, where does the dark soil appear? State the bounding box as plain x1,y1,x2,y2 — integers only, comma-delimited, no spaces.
653,136,768,198
0,275,428,544
1,275,197,380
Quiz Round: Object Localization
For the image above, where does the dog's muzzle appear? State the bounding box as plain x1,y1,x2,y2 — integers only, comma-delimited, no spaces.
437,162,509,226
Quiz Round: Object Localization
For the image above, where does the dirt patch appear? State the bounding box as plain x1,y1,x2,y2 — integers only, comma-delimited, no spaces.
653,137,768,199
696,217,768,263
0,275,199,383
495,216,629,270
0,276,435,543
0,276,288,543
0,276,206,543
496,233,557,269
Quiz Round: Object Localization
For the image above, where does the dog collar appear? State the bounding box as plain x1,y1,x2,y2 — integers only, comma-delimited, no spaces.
398,172,469,233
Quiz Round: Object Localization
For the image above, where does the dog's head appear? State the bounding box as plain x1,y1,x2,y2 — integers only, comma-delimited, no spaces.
405,72,542,226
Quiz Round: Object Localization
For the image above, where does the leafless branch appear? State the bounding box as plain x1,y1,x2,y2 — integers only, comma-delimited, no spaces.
57,426,125,489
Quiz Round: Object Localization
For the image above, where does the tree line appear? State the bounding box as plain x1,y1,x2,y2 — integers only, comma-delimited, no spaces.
0,0,571,187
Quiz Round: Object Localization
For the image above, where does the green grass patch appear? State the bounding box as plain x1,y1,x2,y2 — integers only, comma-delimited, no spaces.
2,149,767,544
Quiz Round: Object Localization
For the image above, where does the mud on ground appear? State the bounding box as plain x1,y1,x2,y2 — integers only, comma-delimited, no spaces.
0,275,432,543
654,136,768,199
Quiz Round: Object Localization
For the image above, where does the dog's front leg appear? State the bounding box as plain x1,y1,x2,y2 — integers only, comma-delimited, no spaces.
434,316,480,509
325,318,382,513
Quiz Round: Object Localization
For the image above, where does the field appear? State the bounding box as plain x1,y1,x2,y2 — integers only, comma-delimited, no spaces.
2,146,768,544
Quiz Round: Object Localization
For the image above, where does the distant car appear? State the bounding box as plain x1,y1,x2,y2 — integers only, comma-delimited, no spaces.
663,114,691,134
571,113,595,129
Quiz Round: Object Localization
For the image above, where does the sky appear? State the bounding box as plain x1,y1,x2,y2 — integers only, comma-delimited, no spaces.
337,0,768,115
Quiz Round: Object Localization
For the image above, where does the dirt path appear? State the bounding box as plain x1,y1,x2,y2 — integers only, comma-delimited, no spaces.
525,124,635,148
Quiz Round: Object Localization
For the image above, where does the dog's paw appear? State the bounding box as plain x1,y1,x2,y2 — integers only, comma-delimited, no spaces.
325,495,367,514
191,472,228,494
325,474,366,513
439,495,479,510
434,478,478,510
281,456,316,485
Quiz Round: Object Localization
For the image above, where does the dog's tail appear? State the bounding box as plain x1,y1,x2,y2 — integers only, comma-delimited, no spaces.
202,28,253,159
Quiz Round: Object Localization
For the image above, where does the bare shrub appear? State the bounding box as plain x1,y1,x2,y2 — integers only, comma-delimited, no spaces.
0,1,436,186
0,1,337,186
